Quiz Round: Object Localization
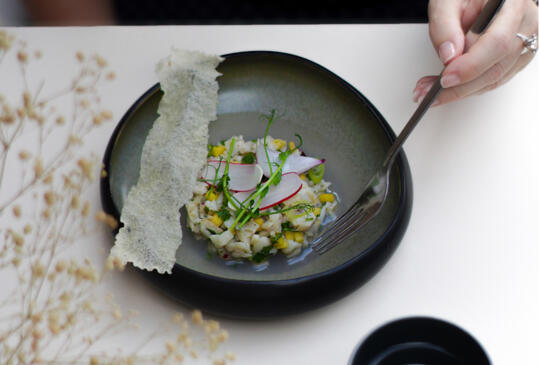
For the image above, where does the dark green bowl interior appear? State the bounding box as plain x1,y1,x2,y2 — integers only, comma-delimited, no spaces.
108,51,403,281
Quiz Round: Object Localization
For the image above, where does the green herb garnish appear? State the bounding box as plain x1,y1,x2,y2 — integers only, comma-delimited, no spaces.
241,152,256,164
251,245,273,263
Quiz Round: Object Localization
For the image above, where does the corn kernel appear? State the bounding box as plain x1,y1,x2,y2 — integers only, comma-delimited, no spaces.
274,237,288,249
289,141,296,150
284,231,294,240
210,214,223,227
254,217,264,228
318,193,335,203
314,207,321,216
299,173,307,181
211,145,226,157
206,191,218,201
293,231,304,243
272,139,286,150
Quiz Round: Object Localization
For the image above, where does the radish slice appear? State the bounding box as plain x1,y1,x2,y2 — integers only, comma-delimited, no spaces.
230,172,303,211
256,140,323,177
201,160,263,192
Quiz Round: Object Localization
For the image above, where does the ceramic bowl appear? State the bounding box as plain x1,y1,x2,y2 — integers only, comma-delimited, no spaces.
100,51,412,318
349,317,491,364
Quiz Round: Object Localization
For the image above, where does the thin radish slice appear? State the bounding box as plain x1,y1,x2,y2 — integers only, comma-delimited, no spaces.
231,172,303,211
256,140,323,177
201,160,263,192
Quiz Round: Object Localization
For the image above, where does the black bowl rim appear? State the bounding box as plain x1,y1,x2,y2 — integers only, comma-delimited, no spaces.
349,316,491,364
100,51,412,288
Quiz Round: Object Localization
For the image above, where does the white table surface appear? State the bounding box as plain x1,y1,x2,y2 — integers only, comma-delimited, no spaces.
2,25,539,364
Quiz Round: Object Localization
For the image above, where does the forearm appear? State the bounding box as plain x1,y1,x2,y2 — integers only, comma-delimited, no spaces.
23,0,115,25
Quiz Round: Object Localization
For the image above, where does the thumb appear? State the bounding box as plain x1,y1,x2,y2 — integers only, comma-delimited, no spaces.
428,0,467,65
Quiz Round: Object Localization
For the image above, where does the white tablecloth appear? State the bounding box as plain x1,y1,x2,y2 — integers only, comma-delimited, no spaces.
2,25,539,364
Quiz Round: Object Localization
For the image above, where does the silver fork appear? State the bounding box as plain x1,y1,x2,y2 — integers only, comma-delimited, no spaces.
312,0,505,255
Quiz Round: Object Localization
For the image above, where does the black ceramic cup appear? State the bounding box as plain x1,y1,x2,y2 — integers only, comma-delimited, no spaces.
349,317,490,365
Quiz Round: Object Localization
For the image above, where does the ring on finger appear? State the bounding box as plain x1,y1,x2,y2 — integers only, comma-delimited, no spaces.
516,33,537,55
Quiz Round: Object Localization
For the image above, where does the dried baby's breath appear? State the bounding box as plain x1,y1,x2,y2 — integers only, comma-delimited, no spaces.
0,32,233,364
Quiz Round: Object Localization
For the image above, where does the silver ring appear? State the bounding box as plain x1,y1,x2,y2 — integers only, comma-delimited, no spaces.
516,33,537,55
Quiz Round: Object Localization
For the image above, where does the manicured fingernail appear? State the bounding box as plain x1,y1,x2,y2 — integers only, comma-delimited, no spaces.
438,41,456,64
441,73,460,88
413,88,421,102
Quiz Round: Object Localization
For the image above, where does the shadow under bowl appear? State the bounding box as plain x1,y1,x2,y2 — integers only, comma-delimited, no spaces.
100,51,413,318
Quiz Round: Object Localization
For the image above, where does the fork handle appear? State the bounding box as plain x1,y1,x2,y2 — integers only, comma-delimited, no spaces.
381,0,505,170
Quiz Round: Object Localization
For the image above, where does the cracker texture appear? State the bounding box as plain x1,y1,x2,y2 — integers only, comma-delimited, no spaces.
110,50,223,274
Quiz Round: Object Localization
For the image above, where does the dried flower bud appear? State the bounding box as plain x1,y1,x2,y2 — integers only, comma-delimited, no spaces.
32,262,45,277
42,208,51,220
105,215,118,229
70,195,80,209
106,72,116,80
75,86,86,94
81,201,90,217
32,312,43,324
166,341,176,354
217,330,229,342
173,313,184,324
11,257,20,267
23,91,31,108
76,51,85,62
225,352,237,361
27,106,37,120
190,350,198,359
95,55,107,68
34,50,42,59
112,256,125,271
55,260,67,273
100,110,113,120
92,115,103,125
48,322,61,335
12,204,21,217
90,356,100,365
207,320,220,332
191,310,203,324
11,231,24,246
0,30,14,50
34,157,44,178
113,309,122,320
80,99,90,109
17,50,28,63
44,191,55,206
17,108,25,119
105,256,114,271
18,150,31,161
213,360,225,365
23,224,32,234
43,174,53,185
56,116,65,125
95,211,106,221
68,135,82,145
78,158,95,180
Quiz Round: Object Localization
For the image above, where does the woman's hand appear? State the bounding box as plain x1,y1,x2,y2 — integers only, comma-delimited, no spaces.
414,0,538,106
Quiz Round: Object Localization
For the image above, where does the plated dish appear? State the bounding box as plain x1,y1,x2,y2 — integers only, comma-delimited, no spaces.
189,118,338,263
100,51,412,318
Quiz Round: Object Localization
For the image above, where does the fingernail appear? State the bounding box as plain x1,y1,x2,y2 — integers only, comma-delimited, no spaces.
438,41,456,64
431,99,441,107
441,73,460,88
413,88,421,102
